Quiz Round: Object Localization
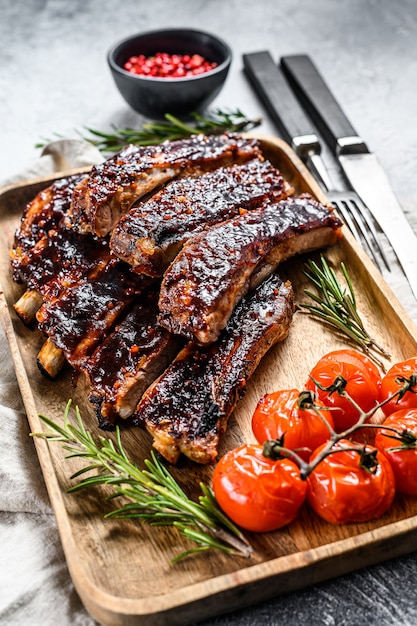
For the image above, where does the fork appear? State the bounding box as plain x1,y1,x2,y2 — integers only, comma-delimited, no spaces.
309,160,390,272
242,51,390,272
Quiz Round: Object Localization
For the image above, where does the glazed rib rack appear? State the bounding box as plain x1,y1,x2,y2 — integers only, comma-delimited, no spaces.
10,133,343,463
68,132,263,236
110,158,293,277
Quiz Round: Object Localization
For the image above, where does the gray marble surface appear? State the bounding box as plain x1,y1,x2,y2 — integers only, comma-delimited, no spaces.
1,0,417,625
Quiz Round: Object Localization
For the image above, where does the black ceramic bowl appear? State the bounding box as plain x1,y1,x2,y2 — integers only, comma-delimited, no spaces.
107,28,232,119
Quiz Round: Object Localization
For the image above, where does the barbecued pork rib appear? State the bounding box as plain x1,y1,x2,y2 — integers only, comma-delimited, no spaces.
159,194,343,344
83,283,185,427
132,273,294,465
11,173,86,279
11,173,114,333
110,159,293,277
68,133,262,237
14,228,111,302
11,173,107,325
36,258,151,370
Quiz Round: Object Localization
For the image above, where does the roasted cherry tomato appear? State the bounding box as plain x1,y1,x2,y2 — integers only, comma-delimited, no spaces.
306,439,396,524
380,356,417,417
375,408,417,495
212,444,307,532
305,349,381,432
251,389,334,461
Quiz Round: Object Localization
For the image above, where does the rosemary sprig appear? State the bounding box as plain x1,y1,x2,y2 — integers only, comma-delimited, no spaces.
32,402,252,562
35,109,262,153
300,255,391,367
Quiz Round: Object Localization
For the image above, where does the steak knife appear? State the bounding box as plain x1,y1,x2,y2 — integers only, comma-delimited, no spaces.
280,54,417,301
243,50,389,271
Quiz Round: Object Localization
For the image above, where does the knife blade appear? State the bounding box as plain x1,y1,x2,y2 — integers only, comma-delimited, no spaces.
280,53,417,300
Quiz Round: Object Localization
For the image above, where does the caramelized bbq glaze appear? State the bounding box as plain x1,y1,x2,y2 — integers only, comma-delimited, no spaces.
9,135,344,454
11,173,85,272
69,133,262,237
110,158,293,277
14,230,110,300
158,194,342,344
132,273,294,464
11,173,111,301
83,283,184,427
36,259,150,369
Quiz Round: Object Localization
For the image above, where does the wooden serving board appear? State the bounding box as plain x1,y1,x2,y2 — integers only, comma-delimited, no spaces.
1,135,417,626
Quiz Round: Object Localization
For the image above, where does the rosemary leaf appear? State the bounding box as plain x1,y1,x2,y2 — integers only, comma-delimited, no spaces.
170,547,210,563
174,525,229,551
32,402,253,561
300,255,391,366
341,262,358,308
163,113,200,134
36,109,262,153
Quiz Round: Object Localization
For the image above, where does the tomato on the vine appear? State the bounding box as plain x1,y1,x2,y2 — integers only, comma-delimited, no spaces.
305,349,381,432
375,408,417,495
306,439,396,524
251,389,334,461
212,444,307,532
380,357,417,417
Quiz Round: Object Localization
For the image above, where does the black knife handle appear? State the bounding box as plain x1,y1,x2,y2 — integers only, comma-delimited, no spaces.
243,50,321,158
280,54,369,155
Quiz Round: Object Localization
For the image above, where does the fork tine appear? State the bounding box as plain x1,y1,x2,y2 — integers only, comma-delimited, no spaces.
343,198,391,272
331,199,387,273
331,200,362,243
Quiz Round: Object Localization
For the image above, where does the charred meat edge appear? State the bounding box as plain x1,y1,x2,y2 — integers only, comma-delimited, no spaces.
158,194,342,344
132,273,294,465
68,133,262,237
35,260,150,370
110,158,293,277
82,283,185,427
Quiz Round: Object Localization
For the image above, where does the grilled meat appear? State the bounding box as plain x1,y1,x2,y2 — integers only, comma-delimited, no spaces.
11,174,110,326
11,173,109,309
132,273,294,464
36,259,151,369
158,194,343,344
14,229,111,302
9,134,345,467
83,283,184,427
110,159,293,277
11,174,152,375
11,173,86,282
68,133,262,237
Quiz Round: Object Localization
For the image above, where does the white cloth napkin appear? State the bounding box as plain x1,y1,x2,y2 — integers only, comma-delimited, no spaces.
1,139,105,187
0,139,102,625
